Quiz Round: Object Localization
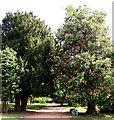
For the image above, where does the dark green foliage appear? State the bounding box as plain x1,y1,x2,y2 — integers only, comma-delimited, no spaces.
2,11,55,112
1,47,21,100
2,11,54,97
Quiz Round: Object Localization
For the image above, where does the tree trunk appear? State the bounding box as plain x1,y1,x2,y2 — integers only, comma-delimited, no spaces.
20,95,28,111
15,94,21,111
68,101,72,106
86,101,98,115
10,94,14,103
29,95,33,104
2,100,8,113
60,102,63,106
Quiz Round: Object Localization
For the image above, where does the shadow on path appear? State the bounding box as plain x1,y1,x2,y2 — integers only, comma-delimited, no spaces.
22,103,72,119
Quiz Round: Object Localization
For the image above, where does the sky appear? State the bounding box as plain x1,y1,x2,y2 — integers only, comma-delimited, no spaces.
0,0,113,36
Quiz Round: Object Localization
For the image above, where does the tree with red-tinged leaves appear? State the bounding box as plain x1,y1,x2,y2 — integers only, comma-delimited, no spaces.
51,5,113,115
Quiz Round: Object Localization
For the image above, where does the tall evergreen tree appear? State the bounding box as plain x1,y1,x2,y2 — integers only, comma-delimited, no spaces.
2,11,54,111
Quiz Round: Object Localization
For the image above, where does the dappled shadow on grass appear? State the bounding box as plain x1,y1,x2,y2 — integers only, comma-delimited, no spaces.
71,113,114,120
2,111,24,119
2,104,46,119
8,103,47,111
2,103,114,120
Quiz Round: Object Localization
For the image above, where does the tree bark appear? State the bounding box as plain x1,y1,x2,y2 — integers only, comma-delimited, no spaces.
20,95,28,111
60,102,63,106
68,101,72,106
28,95,33,104
15,94,21,111
2,100,8,113
86,101,98,115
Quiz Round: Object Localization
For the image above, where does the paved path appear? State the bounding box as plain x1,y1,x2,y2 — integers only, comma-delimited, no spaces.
23,103,72,119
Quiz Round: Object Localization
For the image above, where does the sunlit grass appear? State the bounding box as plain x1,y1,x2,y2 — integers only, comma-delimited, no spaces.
62,105,87,113
62,104,114,120
71,113,114,120
27,103,47,110
62,105,99,113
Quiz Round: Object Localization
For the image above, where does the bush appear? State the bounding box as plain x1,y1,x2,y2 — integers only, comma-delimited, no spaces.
27,104,46,110
99,99,114,113
8,103,15,110
100,86,114,113
33,97,53,103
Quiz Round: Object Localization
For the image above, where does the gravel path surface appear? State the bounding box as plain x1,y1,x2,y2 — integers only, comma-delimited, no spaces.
23,103,72,119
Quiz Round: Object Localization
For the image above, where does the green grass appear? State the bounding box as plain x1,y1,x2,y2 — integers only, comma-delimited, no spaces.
1,103,114,120
62,104,87,113
27,103,47,110
63,106,87,113
62,104,114,120
8,102,46,110
33,97,52,103
71,113,114,120
1,112,24,119
1,103,46,119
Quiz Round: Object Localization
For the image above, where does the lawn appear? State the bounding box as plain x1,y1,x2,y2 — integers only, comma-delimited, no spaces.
71,114,114,120
1,103,114,120
62,105,87,113
62,104,114,120
1,103,47,119
7,102,47,111
1,112,24,119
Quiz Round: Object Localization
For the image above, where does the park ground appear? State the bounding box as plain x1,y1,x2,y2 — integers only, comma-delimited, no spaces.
1,103,114,120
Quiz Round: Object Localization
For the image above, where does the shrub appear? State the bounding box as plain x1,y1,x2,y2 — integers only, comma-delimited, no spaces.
33,97,53,103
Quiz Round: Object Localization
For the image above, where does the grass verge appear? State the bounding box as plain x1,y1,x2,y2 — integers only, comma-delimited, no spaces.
1,112,24,119
71,113,114,120
62,104,114,120
1,103,47,119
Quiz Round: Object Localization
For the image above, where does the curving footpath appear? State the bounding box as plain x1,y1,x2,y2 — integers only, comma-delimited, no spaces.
22,103,72,119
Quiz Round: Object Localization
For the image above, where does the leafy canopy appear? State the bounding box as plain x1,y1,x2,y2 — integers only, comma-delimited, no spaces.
1,47,21,100
51,5,112,112
2,11,54,97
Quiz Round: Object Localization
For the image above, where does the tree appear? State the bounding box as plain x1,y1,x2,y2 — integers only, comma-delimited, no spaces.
98,49,114,113
2,11,54,111
51,5,113,115
1,47,21,113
